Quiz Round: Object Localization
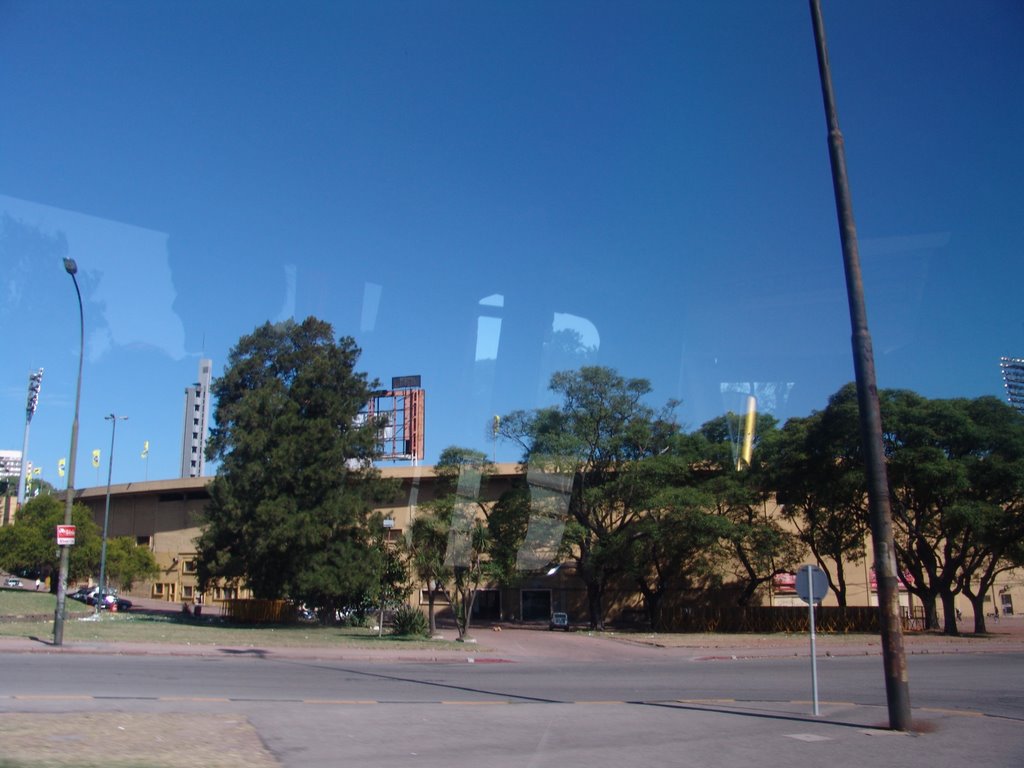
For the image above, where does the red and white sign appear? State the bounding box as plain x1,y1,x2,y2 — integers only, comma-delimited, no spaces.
56,525,76,546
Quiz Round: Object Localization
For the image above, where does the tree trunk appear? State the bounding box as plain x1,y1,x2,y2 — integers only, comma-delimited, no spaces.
427,591,437,635
918,593,939,630
940,591,959,636
586,581,605,630
967,592,987,635
638,582,661,631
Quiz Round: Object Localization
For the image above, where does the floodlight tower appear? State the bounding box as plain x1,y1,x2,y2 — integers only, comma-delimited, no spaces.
1000,357,1024,414
16,368,44,505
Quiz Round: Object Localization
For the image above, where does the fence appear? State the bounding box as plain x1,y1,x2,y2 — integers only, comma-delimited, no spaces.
657,605,918,634
222,598,296,624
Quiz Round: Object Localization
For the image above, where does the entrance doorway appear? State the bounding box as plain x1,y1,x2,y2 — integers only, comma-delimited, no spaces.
520,589,551,622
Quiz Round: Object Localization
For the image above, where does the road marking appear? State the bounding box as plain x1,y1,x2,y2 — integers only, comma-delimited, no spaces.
159,696,232,703
440,700,510,705
575,700,625,705
785,733,832,742
303,699,379,705
11,695,93,701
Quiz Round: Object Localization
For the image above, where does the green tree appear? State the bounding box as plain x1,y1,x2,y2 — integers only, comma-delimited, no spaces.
499,366,678,629
879,391,1024,634
405,511,450,636
618,435,726,628
103,537,159,592
771,385,870,606
196,317,397,621
420,446,497,640
0,495,100,589
696,413,802,606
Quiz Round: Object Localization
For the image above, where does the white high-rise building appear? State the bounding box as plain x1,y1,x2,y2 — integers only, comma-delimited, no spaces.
0,450,22,478
180,359,213,478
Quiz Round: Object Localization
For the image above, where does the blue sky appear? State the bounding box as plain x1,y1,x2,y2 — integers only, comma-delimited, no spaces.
2,1,1022,487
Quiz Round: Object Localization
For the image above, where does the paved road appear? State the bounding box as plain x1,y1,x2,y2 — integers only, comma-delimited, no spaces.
2,643,1023,768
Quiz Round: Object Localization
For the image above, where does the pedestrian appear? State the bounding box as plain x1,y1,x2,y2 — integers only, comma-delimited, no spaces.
34,578,41,591
955,607,962,622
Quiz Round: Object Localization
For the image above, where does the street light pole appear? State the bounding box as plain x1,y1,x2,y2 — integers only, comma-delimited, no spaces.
99,414,128,599
54,258,84,646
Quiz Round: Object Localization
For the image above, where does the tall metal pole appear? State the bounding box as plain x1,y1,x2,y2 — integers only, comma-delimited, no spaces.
54,258,84,646
808,0,911,731
99,414,128,597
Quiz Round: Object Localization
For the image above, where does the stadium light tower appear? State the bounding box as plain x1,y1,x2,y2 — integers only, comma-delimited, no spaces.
16,368,44,505
1000,357,1024,414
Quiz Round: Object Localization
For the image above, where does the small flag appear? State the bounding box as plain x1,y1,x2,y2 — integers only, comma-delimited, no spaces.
141,440,150,459
58,458,66,478
492,415,500,436
33,467,41,476
91,449,101,468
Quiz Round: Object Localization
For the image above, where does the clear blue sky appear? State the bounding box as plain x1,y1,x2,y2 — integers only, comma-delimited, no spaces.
2,1,1022,487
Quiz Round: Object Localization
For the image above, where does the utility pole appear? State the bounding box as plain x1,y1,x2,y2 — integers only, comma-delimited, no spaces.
808,0,911,731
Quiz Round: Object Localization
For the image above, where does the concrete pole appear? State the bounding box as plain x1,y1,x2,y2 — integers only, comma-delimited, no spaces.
808,0,912,731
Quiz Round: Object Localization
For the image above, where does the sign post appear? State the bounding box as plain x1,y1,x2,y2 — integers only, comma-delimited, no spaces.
795,564,829,716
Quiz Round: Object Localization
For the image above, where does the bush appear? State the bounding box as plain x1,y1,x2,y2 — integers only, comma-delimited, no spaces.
390,604,428,637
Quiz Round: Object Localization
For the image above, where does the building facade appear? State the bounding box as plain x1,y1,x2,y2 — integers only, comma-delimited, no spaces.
59,464,1022,627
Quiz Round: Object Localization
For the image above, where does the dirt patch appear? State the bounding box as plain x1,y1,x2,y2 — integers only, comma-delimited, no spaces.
0,712,279,768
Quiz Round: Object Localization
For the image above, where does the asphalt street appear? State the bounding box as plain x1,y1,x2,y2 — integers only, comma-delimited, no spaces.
1,646,1022,767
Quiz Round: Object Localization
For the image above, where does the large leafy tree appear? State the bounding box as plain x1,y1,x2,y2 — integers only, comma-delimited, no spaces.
617,434,725,628
0,495,100,589
695,413,802,606
771,385,870,606
196,317,396,620
881,391,1024,634
499,366,678,629
953,397,1024,633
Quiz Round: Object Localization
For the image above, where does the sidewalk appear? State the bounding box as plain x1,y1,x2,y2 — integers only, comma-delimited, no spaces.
2,609,1022,663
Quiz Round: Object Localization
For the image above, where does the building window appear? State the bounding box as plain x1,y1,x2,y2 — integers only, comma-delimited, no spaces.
182,559,198,574
136,535,152,548
182,585,195,599
152,583,164,596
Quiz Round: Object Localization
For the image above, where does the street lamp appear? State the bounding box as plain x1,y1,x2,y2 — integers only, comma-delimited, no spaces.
54,258,84,646
98,414,128,601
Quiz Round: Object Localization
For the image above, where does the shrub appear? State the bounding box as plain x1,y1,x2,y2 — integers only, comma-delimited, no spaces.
391,604,428,637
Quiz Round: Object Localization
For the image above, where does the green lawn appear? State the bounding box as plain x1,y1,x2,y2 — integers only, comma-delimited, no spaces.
0,589,461,650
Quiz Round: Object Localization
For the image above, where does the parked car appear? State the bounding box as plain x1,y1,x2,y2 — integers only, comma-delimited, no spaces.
4,578,23,588
549,612,570,631
68,587,93,602
93,591,132,612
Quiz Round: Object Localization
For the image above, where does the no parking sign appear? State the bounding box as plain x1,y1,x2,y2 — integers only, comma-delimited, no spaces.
56,525,76,546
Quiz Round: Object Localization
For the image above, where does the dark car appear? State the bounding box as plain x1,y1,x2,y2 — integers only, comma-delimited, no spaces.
93,591,132,612
68,587,93,603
